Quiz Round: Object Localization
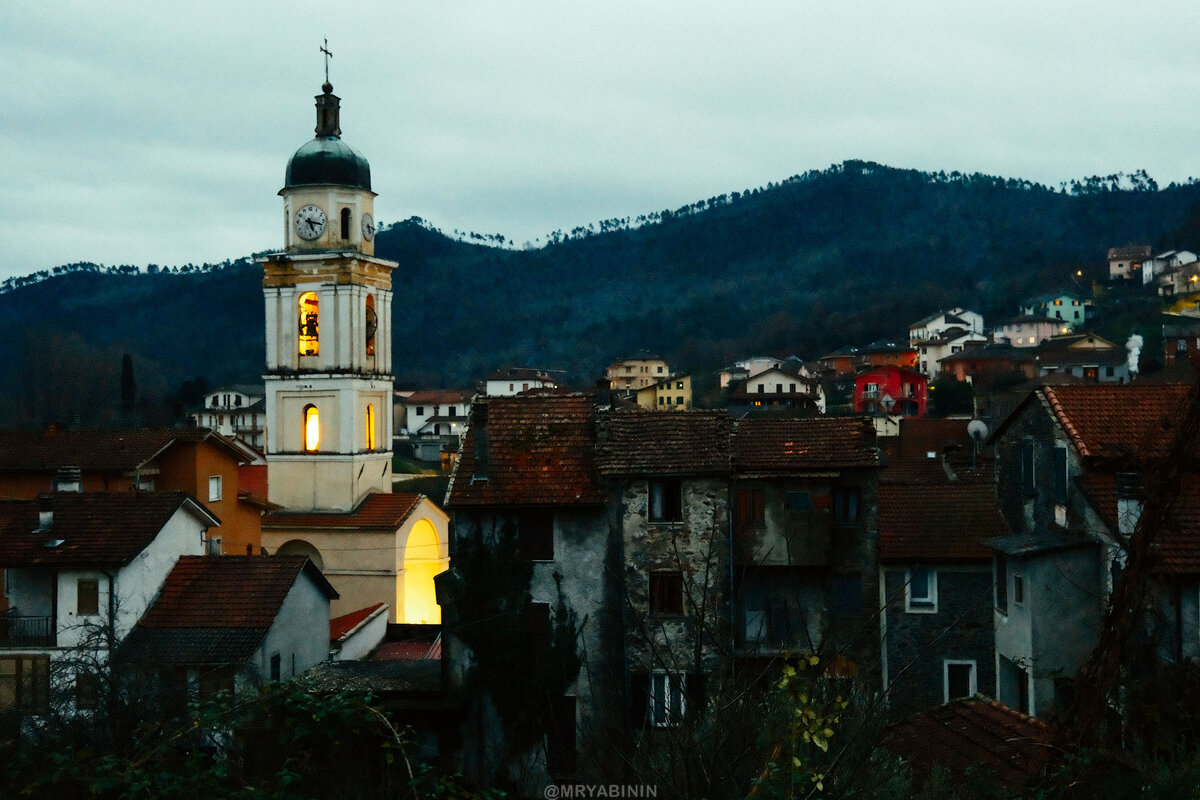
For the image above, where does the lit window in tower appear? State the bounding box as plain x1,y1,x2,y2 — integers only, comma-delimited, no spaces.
303,405,320,451
366,404,375,451
298,292,320,356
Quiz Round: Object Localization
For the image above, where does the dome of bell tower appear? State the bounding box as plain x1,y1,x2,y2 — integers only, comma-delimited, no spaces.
283,83,372,192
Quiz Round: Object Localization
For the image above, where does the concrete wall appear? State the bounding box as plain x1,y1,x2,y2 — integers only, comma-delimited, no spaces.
251,568,332,683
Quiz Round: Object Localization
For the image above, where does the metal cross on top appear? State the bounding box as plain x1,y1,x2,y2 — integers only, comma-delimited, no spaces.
321,38,333,83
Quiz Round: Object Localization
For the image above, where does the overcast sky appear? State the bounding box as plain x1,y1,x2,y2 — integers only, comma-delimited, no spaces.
4,1,1200,280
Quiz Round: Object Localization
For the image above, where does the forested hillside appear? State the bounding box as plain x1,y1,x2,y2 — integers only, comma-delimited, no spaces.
3,161,1198,427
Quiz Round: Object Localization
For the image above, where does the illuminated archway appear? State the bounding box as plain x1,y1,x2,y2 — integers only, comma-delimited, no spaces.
298,292,319,356
365,404,376,451
303,404,320,451
400,518,446,624
276,538,324,571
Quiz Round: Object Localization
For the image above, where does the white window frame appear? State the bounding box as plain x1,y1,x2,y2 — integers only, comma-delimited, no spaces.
208,475,222,502
944,659,978,702
904,566,938,613
649,671,686,727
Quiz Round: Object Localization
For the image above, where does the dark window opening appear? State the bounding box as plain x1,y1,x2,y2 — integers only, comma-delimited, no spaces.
270,653,281,682
649,478,683,522
519,509,554,561
340,207,351,240
833,487,860,526
77,579,99,616
75,672,100,710
649,571,684,615
736,488,764,530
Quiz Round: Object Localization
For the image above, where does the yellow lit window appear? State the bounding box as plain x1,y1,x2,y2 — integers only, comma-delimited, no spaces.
366,404,376,451
298,292,320,356
303,405,320,451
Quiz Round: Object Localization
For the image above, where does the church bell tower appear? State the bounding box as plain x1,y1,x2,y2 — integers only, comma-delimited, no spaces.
259,79,397,512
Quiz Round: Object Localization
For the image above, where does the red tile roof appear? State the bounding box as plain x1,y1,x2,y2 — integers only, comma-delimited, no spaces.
878,483,1009,561
883,697,1052,790
1042,384,1193,461
402,390,472,405
0,428,246,473
596,410,732,476
447,395,607,506
0,492,216,567
263,492,423,531
1076,472,1200,574
732,417,879,474
137,555,336,630
330,602,385,640
881,418,992,484
373,638,442,661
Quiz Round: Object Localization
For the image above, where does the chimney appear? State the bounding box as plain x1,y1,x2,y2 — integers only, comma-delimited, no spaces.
36,496,53,532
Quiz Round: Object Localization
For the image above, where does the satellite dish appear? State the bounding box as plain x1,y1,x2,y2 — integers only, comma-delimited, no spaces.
967,419,989,442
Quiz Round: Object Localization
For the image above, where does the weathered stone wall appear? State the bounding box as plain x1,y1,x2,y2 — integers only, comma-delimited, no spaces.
883,565,995,719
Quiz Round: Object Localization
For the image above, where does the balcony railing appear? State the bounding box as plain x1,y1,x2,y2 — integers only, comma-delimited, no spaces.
0,616,54,647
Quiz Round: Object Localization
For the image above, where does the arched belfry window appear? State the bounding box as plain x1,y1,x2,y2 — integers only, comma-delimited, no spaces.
365,294,377,356
340,208,351,240
303,405,320,452
298,292,319,356
366,403,376,451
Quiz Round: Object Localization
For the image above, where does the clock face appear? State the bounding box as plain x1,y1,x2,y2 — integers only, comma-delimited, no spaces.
361,212,375,241
294,205,326,240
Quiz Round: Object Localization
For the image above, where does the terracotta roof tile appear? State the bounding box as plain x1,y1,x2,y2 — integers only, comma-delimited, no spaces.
402,390,472,405
883,697,1052,790
448,395,606,506
881,418,992,484
732,417,879,474
0,428,246,473
0,492,210,567
1042,384,1192,461
263,493,423,530
330,602,385,640
878,483,1009,560
596,410,732,476
1076,472,1200,574
373,639,441,661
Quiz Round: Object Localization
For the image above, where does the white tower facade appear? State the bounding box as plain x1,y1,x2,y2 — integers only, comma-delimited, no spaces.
260,82,398,512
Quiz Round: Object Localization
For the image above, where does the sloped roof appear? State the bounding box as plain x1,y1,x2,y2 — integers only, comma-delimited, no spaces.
263,493,424,531
940,342,1035,363
330,602,385,640
122,555,335,666
878,483,1008,561
883,697,1052,790
1037,348,1127,367
1076,472,1200,575
881,418,992,484
447,395,607,506
484,366,565,383
0,492,215,568
596,410,731,476
1108,245,1151,260
862,339,917,354
732,417,878,474
0,427,248,473
818,345,860,360
403,389,472,406
1042,384,1192,461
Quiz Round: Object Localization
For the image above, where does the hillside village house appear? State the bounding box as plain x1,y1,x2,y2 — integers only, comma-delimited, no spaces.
1107,245,1152,281
189,384,266,450
395,389,472,461
1036,333,1130,383
860,340,919,370
484,366,565,397
718,355,784,388
1145,249,1198,289
1163,313,1200,368
731,365,826,413
635,374,693,410
1020,293,1088,326
939,342,1037,388
853,365,928,418
817,345,861,377
908,308,984,346
0,428,267,558
914,328,988,379
605,354,671,392
997,315,1063,348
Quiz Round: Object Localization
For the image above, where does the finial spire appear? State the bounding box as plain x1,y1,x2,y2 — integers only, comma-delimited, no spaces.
321,38,333,87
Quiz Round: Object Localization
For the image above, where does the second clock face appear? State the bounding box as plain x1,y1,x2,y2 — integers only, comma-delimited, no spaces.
361,212,375,241
295,205,326,240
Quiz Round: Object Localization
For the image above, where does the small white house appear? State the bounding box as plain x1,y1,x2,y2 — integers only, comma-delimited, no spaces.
908,308,984,345
484,367,565,397
190,384,267,450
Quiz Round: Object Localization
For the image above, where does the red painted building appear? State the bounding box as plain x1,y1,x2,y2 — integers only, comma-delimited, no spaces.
853,365,928,417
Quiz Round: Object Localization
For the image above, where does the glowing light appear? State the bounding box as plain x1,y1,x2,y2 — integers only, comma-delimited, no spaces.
298,292,319,356
366,404,375,451
304,405,320,451
401,519,446,624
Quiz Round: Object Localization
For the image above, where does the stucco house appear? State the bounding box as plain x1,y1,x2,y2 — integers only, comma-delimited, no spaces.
605,354,671,392
731,365,825,413
190,384,267,450
908,308,985,345
1020,293,1088,326
119,555,337,696
853,365,928,418
0,492,219,718
1036,333,1129,383
996,315,1063,348
636,374,693,410
395,389,473,461
989,383,1193,717
1107,245,1151,281
483,366,565,397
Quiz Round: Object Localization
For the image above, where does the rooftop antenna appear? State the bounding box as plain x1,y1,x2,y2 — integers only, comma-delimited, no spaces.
320,38,333,85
